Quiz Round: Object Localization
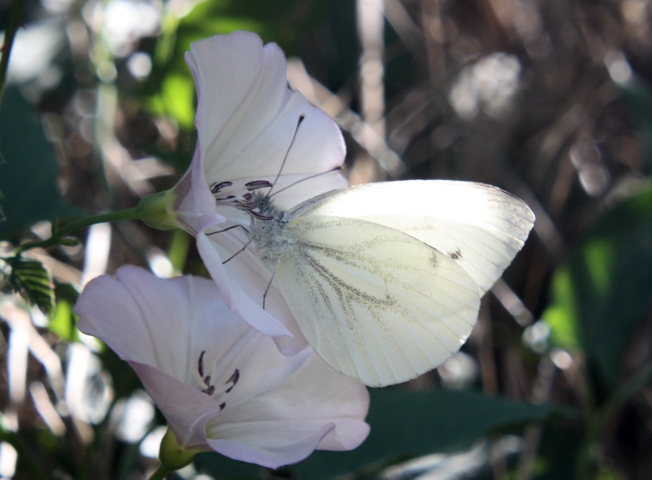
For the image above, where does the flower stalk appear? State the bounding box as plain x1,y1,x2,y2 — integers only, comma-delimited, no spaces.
12,190,181,255
12,207,140,256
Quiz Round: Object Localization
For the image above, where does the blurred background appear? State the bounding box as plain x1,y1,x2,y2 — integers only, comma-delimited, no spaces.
1,0,652,478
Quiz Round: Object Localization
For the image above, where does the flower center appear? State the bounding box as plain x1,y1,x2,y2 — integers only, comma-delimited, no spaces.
197,350,240,410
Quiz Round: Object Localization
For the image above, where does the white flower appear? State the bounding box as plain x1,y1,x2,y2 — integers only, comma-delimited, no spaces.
171,32,348,355
74,266,369,468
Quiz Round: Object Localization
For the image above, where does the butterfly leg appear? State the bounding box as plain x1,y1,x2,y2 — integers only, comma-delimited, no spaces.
262,270,276,310
206,224,250,236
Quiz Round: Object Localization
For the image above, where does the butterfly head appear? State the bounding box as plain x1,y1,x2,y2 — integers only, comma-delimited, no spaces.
210,179,282,220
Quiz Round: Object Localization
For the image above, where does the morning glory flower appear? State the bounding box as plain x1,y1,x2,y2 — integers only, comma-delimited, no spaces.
170,31,348,355
73,266,370,468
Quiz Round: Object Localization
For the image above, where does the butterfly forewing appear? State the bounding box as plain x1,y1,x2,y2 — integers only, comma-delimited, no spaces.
275,215,481,386
287,180,535,296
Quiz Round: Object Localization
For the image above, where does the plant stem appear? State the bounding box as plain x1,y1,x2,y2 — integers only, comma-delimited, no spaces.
13,207,140,255
149,464,172,480
574,363,652,479
0,0,26,108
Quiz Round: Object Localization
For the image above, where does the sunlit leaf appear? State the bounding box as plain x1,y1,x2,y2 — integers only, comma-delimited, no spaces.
149,74,196,129
48,283,79,342
4,256,54,314
543,182,652,387
542,268,581,350
194,388,575,480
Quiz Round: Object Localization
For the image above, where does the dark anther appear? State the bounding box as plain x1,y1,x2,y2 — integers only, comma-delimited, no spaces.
243,193,252,201
245,180,273,191
225,369,240,393
202,385,215,396
203,375,211,386
210,181,233,194
449,249,462,260
198,351,206,377
215,195,236,201
219,402,226,410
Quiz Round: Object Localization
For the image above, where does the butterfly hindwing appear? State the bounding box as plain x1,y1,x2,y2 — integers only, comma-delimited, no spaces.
275,215,481,386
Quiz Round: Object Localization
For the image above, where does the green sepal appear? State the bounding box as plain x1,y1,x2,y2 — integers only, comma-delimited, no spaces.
159,428,202,471
136,190,183,231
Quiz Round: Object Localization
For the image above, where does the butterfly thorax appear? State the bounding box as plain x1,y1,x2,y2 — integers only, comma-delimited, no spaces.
248,192,292,263
210,179,292,263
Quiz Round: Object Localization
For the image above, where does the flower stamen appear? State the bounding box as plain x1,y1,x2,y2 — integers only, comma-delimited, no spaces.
198,351,206,377
210,181,233,194
196,353,240,402
245,180,273,191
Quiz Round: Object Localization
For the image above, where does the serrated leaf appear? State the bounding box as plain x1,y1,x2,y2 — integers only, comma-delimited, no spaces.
4,256,54,314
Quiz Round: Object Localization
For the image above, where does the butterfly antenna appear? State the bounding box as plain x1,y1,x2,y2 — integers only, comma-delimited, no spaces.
269,166,343,198
266,114,305,198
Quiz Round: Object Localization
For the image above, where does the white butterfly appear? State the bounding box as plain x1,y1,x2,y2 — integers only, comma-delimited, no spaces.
236,179,534,387
174,31,535,387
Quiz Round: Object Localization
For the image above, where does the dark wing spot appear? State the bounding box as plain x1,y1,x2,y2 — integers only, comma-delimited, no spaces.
449,249,462,260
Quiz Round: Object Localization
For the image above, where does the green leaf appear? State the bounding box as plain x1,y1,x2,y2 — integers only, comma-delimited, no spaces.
194,388,574,480
543,182,652,387
48,283,79,342
535,425,583,480
149,74,196,129
4,256,54,314
176,0,324,57
0,87,78,240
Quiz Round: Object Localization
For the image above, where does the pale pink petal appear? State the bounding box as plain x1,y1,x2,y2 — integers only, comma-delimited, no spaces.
186,31,288,181
196,232,293,339
75,266,270,382
130,362,218,449
203,88,346,187
206,424,335,469
74,266,200,371
173,148,224,235
214,353,370,454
